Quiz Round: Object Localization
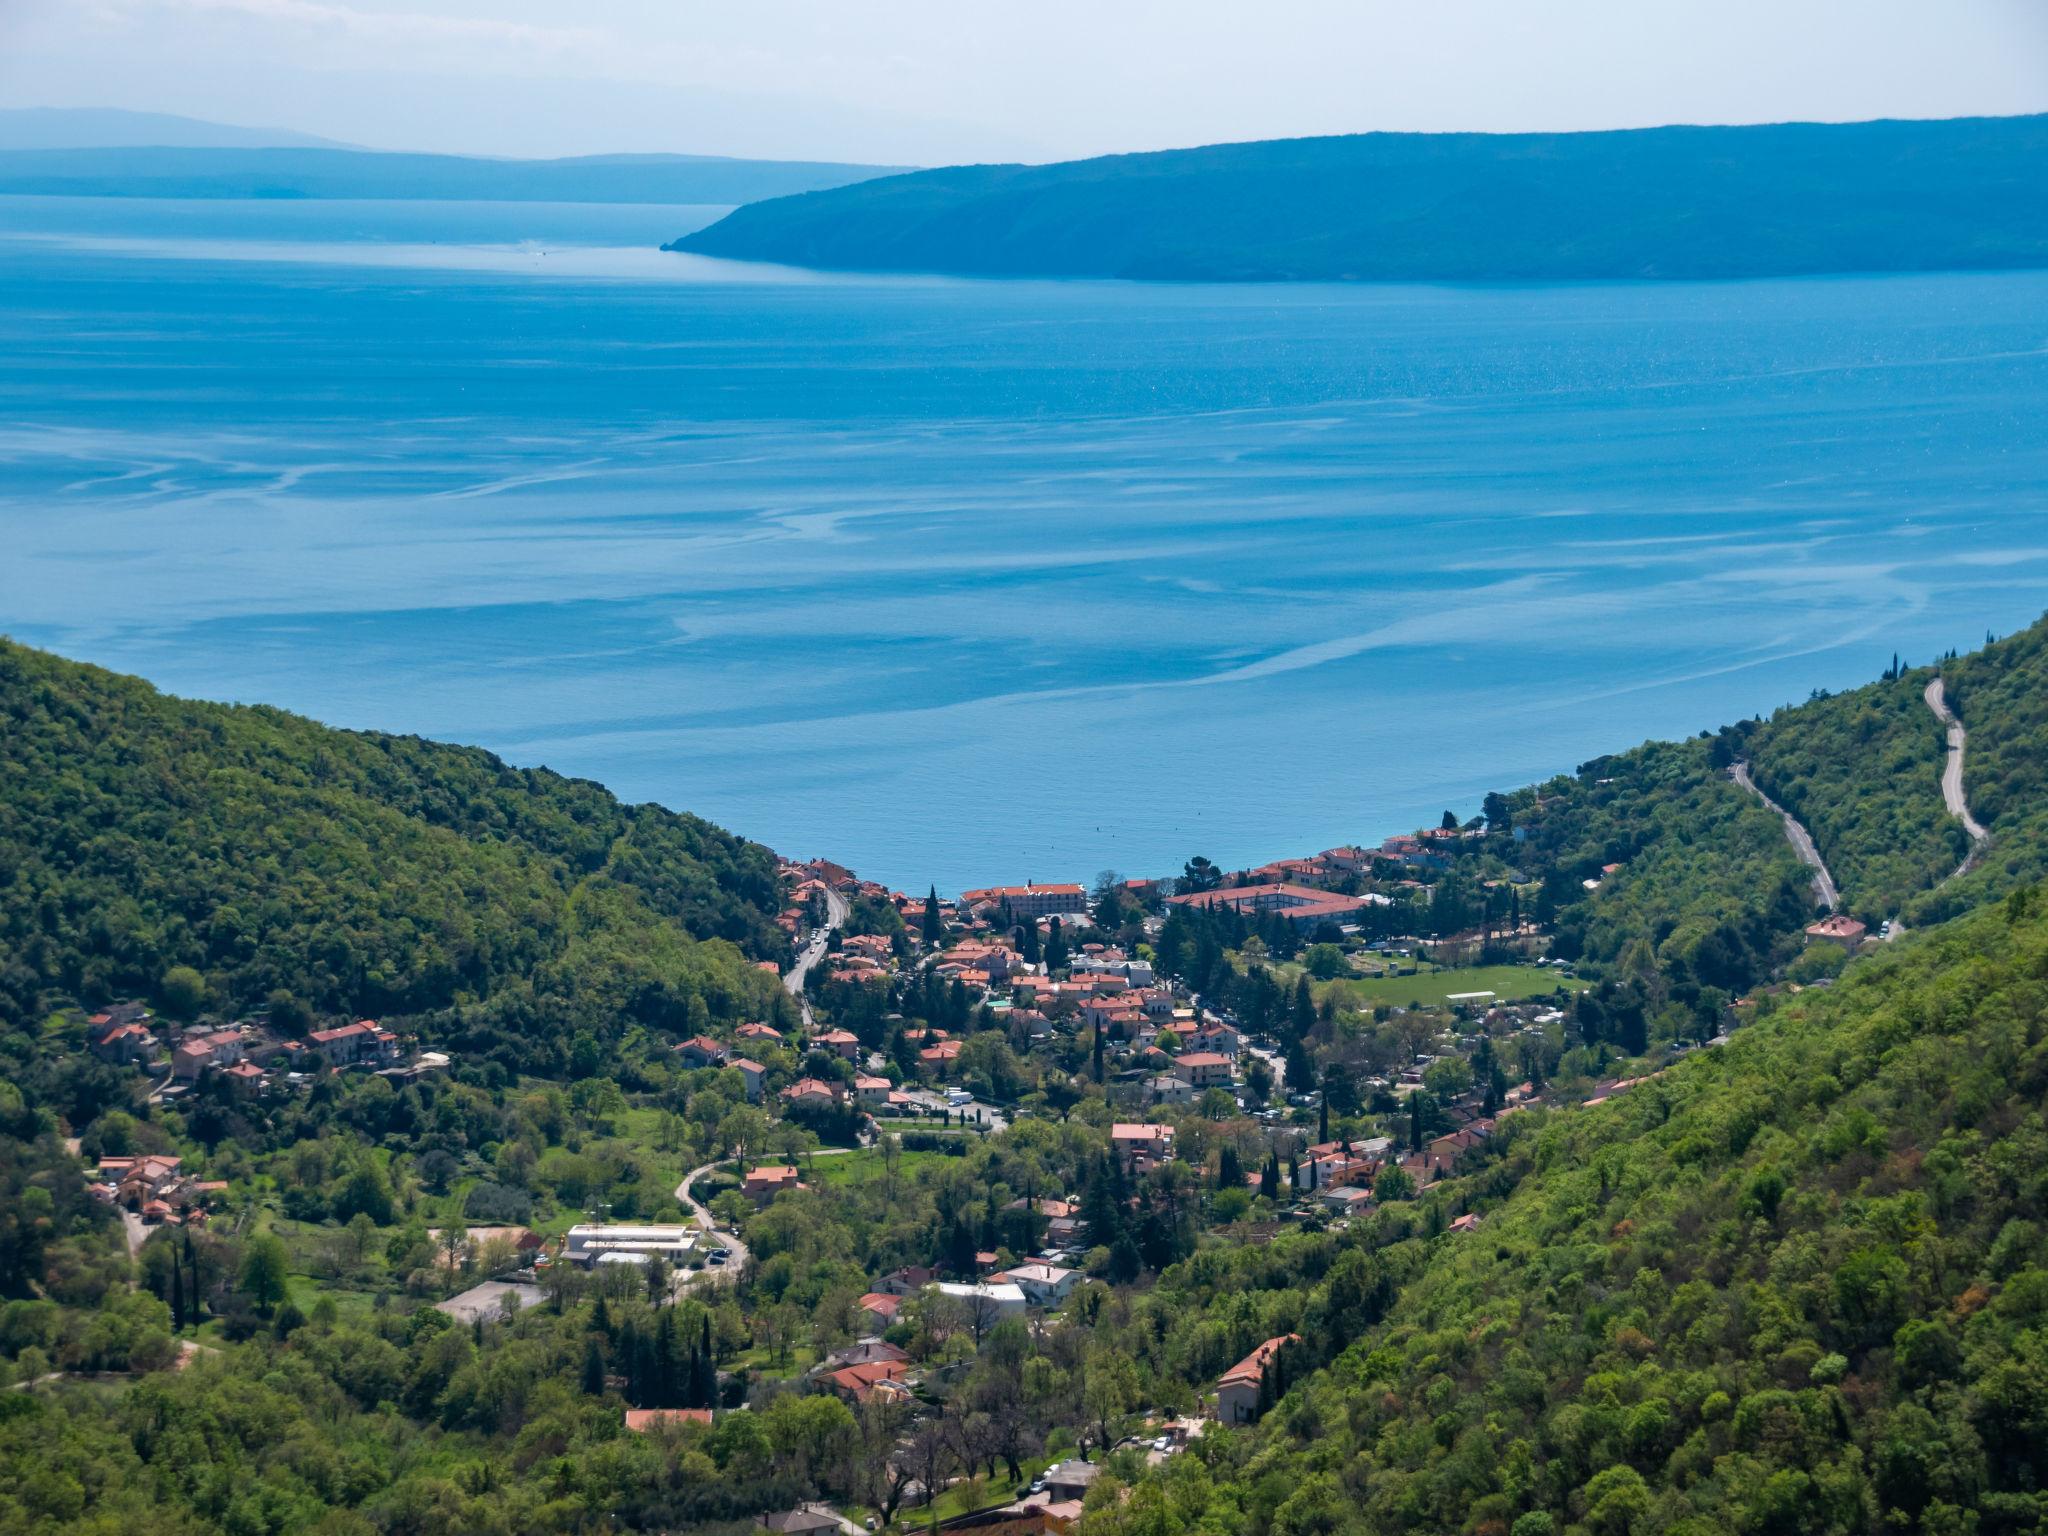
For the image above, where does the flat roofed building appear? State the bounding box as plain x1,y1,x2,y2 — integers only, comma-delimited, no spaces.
565,1224,698,1266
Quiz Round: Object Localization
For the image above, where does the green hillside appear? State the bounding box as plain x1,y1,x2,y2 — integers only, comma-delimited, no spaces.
674,115,2048,283
0,641,789,1068
1121,887,2048,1536
1739,623,2048,928
1745,670,1959,921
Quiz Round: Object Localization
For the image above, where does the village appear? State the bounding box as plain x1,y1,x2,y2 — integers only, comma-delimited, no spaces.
53,812,1864,1536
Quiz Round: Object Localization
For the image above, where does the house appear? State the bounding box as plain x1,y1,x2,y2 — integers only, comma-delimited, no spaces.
743,1165,804,1204
1216,1334,1300,1425
959,882,1090,919
854,1073,893,1105
89,1017,157,1066
1318,1185,1374,1214
998,1261,1080,1307
877,1264,938,1295
98,1154,183,1210
676,1035,729,1069
172,1028,246,1081
222,1061,267,1091
823,1358,909,1404
625,1408,712,1431
307,1020,398,1069
781,1077,845,1109
826,1338,910,1371
737,1021,784,1043
732,1057,767,1103
934,1281,1029,1322
1041,1460,1100,1502
919,1039,963,1067
1148,1074,1195,1106
1449,1212,1482,1233
857,1292,904,1329
1171,1052,1235,1090
1189,1021,1241,1057
1806,913,1869,948
1165,882,1368,930
812,1029,861,1061
1111,1123,1175,1175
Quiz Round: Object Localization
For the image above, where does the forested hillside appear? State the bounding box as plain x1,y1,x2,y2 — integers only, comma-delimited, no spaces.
1102,887,2048,1536
0,641,788,1067
1745,670,1958,921
674,115,2048,283
1502,736,1813,995
1738,621,2048,928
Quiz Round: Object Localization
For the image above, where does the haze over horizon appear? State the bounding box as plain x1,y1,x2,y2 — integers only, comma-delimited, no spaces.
3,0,2045,167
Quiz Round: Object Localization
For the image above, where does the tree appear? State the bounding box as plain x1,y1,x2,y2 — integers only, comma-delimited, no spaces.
1440,810,1459,831
923,886,945,950
1373,1164,1415,1203
238,1233,290,1315
581,1334,607,1395
1044,918,1068,973
1083,1346,1140,1457
905,1414,955,1534
159,965,208,1020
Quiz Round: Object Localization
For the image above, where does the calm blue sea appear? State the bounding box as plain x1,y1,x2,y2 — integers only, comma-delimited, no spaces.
3,194,2046,890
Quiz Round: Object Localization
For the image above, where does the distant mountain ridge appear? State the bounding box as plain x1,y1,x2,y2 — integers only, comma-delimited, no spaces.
0,145,906,205
0,107,353,151
672,114,2048,282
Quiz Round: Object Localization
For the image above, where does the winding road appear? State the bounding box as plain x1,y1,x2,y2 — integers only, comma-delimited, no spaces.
1731,762,1840,912
784,886,849,1030
674,1159,750,1290
1926,678,1991,880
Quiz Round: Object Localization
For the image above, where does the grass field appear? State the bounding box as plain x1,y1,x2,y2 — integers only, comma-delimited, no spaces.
1320,963,1584,1010
805,1146,956,1187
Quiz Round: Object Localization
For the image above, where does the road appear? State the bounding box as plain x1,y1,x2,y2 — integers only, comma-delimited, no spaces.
1731,762,1840,911
784,886,849,1029
1926,678,1990,879
674,1160,751,1290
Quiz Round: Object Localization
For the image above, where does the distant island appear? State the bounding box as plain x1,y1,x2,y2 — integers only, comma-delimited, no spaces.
671,114,2048,282
0,145,907,205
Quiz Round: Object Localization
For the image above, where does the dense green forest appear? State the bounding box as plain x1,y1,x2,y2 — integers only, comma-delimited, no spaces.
0,641,789,1070
1735,623,2048,928
674,115,2048,283
1094,887,2048,1536
1746,673,1958,921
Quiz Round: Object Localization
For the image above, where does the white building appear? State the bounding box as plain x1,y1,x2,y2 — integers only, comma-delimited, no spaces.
565,1224,698,1267
934,1280,1028,1322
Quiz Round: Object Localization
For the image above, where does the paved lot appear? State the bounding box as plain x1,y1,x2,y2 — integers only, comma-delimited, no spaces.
436,1279,546,1322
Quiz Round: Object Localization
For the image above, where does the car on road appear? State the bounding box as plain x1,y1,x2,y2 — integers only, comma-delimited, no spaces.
707,1252,727,1267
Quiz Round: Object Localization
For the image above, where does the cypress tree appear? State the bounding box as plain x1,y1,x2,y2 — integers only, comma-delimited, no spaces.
1092,1024,1105,1083
581,1336,607,1395
170,1255,185,1332
1319,1090,1330,1144
923,887,944,949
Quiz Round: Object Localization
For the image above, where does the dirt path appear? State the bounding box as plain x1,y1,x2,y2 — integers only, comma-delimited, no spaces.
1926,678,1990,880
1730,763,1840,911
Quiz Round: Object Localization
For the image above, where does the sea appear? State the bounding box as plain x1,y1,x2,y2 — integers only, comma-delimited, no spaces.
2,194,2045,891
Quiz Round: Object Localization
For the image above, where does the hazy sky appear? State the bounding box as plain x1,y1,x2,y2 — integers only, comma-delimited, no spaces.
5,0,2046,165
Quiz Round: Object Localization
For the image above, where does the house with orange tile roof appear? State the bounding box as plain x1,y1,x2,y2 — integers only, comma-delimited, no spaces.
1217,1334,1300,1424
1110,1122,1174,1175
743,1165,804,1203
